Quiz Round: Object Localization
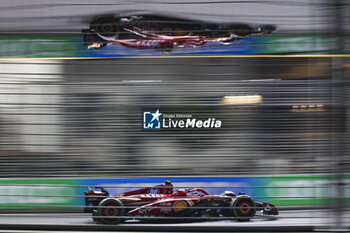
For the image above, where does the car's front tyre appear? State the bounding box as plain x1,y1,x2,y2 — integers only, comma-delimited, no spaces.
232,197,256,221
92,17,119,39
231,24,253,37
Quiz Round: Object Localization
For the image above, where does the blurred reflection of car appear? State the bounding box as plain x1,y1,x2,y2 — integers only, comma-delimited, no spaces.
82,13,276,53
84,181,278,224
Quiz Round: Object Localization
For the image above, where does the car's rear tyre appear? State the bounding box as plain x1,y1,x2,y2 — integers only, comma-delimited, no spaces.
93,17,119,38
232,197,256,221
97,198,125,224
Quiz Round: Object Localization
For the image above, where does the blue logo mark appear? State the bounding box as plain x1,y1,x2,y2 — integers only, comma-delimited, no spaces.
143,109,162,129
148,187,159,194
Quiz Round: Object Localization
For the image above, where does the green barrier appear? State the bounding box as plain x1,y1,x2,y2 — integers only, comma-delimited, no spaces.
265,174,350,206
261,35,350,54
0,36,80,58
1,35,348,58
0,175,348,209
0,179,77,209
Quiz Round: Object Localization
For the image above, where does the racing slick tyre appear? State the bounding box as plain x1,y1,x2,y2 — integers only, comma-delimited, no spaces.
96,198,125,224
260,25,276,34
231,24,253,37
232,197,256,221
92,17,119,38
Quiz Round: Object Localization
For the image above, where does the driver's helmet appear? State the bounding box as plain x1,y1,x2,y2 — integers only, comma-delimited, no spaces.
88,43,103,49
222,190,236,197
165,180,172,185
87,43,107,49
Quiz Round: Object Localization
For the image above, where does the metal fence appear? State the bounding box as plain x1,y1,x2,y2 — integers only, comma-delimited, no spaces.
0,1,349,231
0,57,348,178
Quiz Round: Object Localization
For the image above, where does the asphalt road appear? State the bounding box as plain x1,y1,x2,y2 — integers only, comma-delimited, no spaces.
0,210,349,231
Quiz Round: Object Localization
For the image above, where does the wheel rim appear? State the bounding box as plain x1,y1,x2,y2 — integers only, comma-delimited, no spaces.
238,201,252,216
103,204,119,216
101,203,120,223
98,24,116,34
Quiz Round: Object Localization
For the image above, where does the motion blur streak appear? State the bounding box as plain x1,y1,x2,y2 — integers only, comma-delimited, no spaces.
0,0,348,34
0,57,349,177
0,0,349,232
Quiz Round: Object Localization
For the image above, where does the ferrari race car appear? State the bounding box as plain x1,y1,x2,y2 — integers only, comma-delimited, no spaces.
84,181,278,224
82,12,276,52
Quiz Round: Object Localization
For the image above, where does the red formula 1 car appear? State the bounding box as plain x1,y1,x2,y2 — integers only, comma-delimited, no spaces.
84,181,278,224
82,12,275,53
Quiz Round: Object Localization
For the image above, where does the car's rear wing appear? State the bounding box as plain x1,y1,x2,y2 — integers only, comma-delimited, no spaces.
84,187,110,213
